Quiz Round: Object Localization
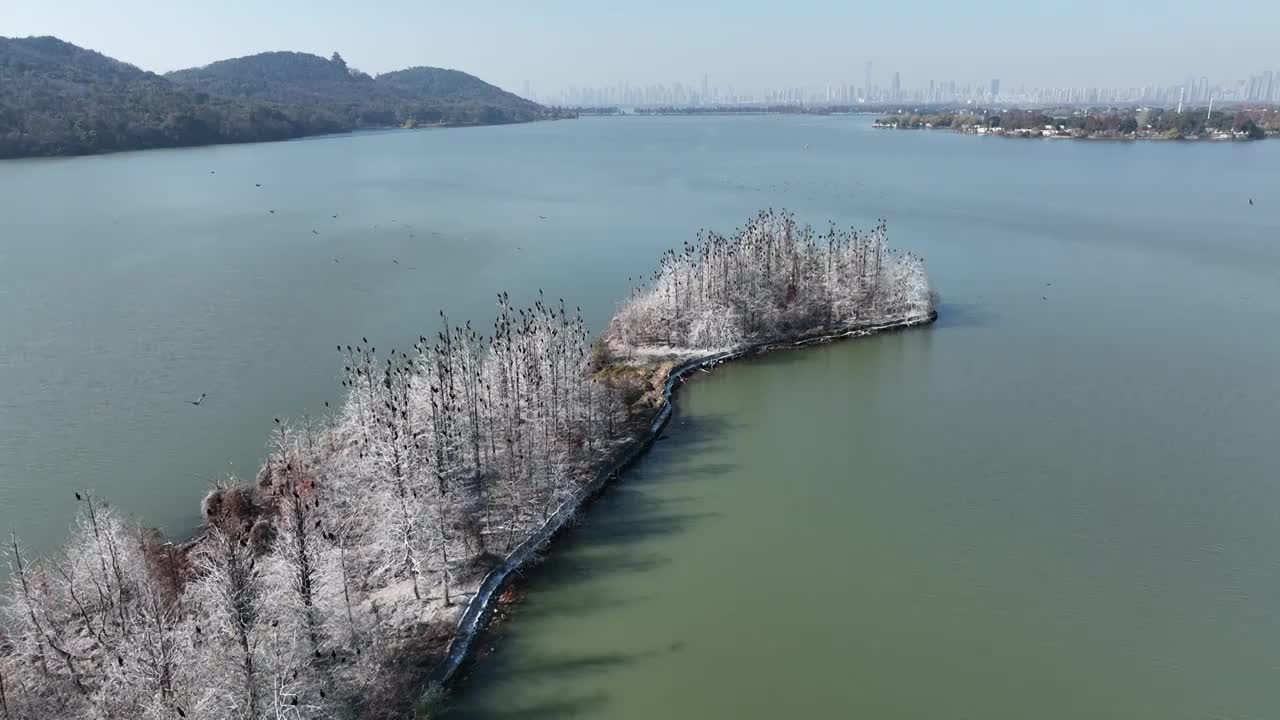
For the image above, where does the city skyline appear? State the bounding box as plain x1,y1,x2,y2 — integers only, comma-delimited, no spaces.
533,67,1280,108
4,0,1278,96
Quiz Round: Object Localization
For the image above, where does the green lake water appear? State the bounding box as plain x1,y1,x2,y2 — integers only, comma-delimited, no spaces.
2,117,1279,718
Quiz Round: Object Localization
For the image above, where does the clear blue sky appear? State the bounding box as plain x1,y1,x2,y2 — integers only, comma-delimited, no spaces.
5,0,1276,92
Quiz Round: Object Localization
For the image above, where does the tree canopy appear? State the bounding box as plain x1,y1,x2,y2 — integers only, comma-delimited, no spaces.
165,52,550,129
0,37,350,158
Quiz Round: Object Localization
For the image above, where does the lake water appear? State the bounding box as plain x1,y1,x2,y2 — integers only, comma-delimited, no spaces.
3,117,1280,719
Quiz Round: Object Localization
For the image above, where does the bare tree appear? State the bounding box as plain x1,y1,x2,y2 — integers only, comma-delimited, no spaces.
0,209,925,718
188,525,264,718
606,210,932,354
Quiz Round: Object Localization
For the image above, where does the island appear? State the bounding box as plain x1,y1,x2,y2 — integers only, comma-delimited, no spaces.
0,211,934,719
0,36,570,160
874,106,1278,140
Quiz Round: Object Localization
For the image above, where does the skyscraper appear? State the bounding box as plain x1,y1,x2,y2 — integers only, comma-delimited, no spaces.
864,61,873,102
891,72,901,101
991,78,1000,97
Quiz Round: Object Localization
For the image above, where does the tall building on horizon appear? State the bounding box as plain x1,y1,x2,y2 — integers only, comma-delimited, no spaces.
891,71,901,100
991,78,1000,97
864,61,873,101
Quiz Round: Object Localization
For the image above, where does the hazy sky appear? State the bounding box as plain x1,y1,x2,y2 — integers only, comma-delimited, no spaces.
5,1,1275,93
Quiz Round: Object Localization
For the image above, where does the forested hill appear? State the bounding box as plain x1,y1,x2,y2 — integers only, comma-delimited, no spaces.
377,66,545,125
0,37,347,159
166,52,548,127
0,38,556,159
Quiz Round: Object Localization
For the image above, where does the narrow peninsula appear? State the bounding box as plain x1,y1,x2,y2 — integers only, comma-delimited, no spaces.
0,211,935,719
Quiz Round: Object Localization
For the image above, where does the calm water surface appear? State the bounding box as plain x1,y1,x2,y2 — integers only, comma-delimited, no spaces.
2,117,1279,719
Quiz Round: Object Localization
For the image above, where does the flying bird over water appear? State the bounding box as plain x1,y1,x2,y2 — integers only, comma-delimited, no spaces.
392,259,400,265
1249,198,1254,205
312,229,319,235
538,215,548,220
268,209,275,214
333,258,341,264
187,393,207,406
255,183,261,187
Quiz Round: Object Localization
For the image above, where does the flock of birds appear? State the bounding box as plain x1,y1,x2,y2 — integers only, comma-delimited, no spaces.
179,172,1263,410
182,174,552,409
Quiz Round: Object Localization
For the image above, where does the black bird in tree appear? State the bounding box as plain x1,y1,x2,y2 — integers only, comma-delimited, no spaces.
186,393,207,406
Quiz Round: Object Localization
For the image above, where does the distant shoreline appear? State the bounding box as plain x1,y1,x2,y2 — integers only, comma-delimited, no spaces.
872,107,1277,142
0,117,574,162
873,122,1272,142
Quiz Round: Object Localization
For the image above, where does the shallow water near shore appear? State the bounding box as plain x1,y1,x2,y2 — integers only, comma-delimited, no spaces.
3,116,1280,718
